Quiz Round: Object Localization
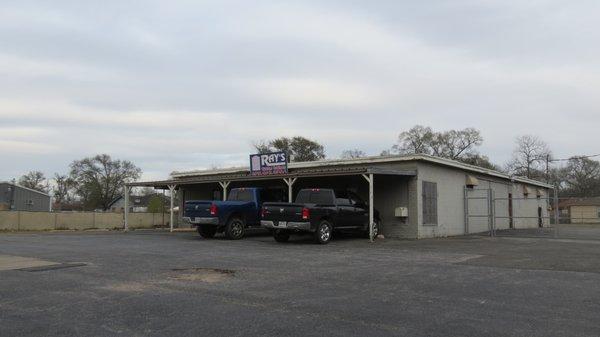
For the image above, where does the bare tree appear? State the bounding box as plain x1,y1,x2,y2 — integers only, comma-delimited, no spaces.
69,154,141,211
562,157,600,197
252,140,272,154
391,126,486,165
340,149,367,159
253,136,325,162
136,187,157,196
459,154,500,171
392,125,434,155
52,174,75,208
508,135,551,179
429,128,483,160
18,171,49,193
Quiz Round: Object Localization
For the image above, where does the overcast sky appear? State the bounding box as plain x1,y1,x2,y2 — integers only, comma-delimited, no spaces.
1,0,599,181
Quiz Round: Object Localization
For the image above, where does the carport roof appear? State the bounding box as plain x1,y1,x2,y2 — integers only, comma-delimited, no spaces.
129,166,416,188
129,154,553,189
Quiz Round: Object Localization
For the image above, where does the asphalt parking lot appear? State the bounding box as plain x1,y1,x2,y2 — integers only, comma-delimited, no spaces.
1,230,599,337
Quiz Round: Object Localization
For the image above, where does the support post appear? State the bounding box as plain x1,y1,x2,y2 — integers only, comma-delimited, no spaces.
218,181,230,201
124,185,129,231
362,173,375,242
168,185,177,233
283,177,297,203
554,185,559,238
463,187,469,235
487,189,494,237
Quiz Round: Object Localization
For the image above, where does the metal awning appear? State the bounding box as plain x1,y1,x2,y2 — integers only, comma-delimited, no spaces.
124,166,416,239
127,166,417,188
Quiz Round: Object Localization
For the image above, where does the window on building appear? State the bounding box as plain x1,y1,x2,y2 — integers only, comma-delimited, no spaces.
25,199,34,206
422,181,438,225
597,207,600,219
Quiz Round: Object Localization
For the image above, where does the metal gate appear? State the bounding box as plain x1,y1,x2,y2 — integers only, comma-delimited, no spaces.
464,187,553,237
464,188,495,236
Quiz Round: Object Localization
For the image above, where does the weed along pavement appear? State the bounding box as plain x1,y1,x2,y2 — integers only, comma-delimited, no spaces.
1,231,600,337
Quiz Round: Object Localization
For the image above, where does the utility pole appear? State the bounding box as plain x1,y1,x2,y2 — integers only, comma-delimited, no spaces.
546,154,550,183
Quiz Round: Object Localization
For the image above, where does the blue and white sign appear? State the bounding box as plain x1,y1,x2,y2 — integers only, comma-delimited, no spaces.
250,152,288,176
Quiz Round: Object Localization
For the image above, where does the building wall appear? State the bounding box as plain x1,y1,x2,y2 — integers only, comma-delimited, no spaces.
172,160,550,239
0,183,50,211
570,206,600,224
416,162,468,238
509,183,549,228
373,175,414,238
414,162,550,238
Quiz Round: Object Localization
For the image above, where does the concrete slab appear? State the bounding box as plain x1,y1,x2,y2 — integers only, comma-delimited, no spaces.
0,231,599,337
0,254,58,271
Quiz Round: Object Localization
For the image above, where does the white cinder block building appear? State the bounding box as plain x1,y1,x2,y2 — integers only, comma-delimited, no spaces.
130,154,552,239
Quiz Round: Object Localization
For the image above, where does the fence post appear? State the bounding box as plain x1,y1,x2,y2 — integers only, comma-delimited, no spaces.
491,190,496,237
488,189,494,237
17,211,21,231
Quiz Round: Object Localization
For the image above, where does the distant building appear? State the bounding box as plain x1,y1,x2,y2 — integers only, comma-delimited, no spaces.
0,182,51,211
108,194,169,213
559,198,600,224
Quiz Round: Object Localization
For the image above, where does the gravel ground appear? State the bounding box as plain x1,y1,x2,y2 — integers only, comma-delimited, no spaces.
0,230,599,337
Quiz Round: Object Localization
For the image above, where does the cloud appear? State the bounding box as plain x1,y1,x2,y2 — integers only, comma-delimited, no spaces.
0,0,598,181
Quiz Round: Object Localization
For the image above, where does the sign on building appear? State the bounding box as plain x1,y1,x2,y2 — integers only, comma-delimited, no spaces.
250,152,288,176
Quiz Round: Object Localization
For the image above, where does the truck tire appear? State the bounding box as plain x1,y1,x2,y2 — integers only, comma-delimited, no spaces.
314,220,333,244
197,225,217,239
364,219,381,239
273,229,290,243
225,217,245,240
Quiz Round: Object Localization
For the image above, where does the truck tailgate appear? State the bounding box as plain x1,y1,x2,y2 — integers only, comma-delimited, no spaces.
184,201,213,218
262,203,305,222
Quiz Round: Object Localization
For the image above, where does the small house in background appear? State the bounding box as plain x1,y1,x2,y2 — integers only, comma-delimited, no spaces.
558,198,600,224
108,194,170,213
0,181,51,211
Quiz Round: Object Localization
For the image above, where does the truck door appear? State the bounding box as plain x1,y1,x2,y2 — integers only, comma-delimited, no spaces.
235,188,257,226
349,192,369,227
336,197,355,227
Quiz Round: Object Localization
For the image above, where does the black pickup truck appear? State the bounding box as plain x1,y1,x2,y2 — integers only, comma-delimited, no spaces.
260,188,380,244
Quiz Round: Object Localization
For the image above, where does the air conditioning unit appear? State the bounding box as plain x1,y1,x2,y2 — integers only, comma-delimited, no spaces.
394,207,409,217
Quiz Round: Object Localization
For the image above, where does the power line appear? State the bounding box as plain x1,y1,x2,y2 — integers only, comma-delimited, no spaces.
549,154,600,162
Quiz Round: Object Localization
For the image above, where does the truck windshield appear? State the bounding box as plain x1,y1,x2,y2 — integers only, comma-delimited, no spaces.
295,190,334,205
228,189,253,202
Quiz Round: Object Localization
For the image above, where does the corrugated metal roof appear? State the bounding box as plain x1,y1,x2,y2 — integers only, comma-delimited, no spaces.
0,181,51,197
559,197,600,208
166,154,553,189
129,166,417,187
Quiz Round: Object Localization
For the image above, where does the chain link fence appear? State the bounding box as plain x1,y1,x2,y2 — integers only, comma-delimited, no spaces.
465,187,600,240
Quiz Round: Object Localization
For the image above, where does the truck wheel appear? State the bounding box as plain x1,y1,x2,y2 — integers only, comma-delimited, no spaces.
197,225,217,239
365,219,381,239
314,220,333,244
225,217,245,240
273,229,290,243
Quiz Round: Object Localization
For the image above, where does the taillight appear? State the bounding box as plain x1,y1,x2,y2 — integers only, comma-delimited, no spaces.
261,207,267,218
210,204,218,216
302,207,310,220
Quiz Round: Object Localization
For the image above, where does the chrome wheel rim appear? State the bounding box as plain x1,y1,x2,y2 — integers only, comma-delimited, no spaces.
232,221,243,237
319,224,331,242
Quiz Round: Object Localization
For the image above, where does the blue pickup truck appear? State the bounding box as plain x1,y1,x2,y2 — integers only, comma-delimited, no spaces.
183,187,285,240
